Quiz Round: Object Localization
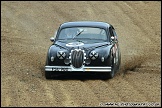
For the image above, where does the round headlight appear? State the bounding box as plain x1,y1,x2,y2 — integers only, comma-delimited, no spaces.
57,51,66,59
89,51,99,60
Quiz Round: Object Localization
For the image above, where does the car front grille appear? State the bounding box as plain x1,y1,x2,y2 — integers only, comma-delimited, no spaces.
71,49,84,68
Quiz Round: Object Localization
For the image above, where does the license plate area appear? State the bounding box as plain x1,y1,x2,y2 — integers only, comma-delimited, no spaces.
52,67,68,71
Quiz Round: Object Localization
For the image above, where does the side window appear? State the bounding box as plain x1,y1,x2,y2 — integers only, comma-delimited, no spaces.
112,28,118,41
109,26,114,36
109,26,118,42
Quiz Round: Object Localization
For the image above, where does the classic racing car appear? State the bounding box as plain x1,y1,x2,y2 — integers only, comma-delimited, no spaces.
45,21,121,79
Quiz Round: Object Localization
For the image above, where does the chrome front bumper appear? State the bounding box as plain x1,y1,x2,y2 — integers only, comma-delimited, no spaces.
45,65,111,72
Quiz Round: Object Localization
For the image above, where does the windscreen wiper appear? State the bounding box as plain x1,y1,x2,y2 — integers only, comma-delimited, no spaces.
73,29,84,39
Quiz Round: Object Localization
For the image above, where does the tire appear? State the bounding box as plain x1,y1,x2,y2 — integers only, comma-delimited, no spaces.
45,71,53,79
101,56,115,80
45,56,53,79
107,56,115,79
100,73,109,80
116,48,121,72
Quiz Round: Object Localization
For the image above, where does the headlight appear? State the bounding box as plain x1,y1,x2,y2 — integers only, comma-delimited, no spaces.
57,51,66,59
89,51,99,60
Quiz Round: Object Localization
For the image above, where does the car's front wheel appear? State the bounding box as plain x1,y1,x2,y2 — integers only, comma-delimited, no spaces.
101,56,115,80
108,56,115,78
45,71,53,79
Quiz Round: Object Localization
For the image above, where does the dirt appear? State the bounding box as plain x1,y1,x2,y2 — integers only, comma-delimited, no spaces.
1,1,161,107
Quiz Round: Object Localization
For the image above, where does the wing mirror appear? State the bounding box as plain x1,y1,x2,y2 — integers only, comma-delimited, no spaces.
50,37,55,42
111,36,115,41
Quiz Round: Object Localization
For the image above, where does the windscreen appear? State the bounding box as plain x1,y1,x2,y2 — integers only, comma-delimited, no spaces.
57,27,108,43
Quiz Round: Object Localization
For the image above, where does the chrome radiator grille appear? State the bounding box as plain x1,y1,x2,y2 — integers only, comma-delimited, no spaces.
71,49,84,68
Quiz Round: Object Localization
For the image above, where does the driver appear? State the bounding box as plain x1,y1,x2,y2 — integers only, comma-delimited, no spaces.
65,28,76,38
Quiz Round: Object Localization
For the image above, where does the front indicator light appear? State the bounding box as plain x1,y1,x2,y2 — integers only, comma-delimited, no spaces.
101,57,104,62
51,56,54,62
